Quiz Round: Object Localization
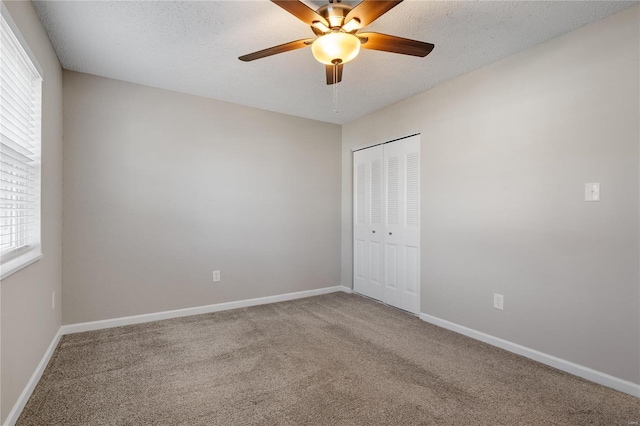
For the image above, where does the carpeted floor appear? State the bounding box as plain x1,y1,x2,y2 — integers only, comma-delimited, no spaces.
18,292,639,425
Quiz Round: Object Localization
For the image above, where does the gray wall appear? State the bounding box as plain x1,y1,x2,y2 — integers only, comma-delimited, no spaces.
62,71,342,325
1,0,63,422
342,6,639,384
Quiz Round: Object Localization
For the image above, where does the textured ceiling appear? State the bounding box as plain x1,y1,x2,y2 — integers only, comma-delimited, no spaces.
34,0,637,124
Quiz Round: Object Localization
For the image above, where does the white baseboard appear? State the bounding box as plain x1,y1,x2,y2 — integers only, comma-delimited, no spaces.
338,285,353,294
4,328,62,426
61,285,353,335
419,313,640,398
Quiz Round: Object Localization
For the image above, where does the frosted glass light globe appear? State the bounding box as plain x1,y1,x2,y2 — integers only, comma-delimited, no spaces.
311,32,361,65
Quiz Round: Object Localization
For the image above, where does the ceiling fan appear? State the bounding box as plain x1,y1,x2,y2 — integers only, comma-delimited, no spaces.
238,0,435,85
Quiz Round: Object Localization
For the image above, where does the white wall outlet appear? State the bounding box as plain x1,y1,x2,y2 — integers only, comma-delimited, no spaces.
585,182,600,201
212,270,221,282
52,291,55,310
493,293,504,310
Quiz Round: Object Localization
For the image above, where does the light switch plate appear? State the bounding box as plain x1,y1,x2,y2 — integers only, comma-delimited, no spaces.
585,183,600,202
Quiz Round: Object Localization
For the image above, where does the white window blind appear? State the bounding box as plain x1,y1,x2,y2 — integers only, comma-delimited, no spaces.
0,10,42,279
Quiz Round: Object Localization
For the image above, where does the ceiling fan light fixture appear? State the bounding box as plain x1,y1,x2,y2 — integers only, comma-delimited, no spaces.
311,32,361,65
341,18,361,33
327,15,344,28
312,21,330,33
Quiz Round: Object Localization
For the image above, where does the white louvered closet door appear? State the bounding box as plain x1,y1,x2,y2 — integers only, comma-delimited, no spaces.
353,145,384,302
382,136,420,314
353,136,420,314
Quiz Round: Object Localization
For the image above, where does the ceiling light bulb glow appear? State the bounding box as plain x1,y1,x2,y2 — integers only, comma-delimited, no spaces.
311,32,361,65
312,21,330,33
342,18,361,33
328,15,344,28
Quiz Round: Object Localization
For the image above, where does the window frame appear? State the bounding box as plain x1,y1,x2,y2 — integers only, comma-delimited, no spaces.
0,3,44,280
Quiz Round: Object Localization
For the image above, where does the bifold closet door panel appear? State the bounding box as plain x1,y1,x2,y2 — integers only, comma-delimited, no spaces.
399,136,420,314
353,145,384,301
381,140,404,310
380,136,420,314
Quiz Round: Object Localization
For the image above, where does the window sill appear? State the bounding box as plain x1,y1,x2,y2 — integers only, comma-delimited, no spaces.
0,249,43,280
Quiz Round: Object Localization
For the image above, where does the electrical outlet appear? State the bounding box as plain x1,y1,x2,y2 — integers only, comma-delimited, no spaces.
493,293,504,310
52,291,55,310
212,270,221,282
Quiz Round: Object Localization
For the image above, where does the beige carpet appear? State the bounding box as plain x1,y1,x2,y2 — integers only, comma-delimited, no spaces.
18,292,639,425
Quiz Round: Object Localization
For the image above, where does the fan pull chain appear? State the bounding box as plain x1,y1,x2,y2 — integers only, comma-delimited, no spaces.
333,64,339,113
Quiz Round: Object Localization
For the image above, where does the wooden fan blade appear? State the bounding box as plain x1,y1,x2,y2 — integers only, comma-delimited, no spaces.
357,32,434,57
325,64,344,85
271,0,329,27
239,39,314,62
344,0,403,28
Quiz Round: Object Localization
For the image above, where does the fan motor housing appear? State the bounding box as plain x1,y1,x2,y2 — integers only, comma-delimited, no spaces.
311,3,352,35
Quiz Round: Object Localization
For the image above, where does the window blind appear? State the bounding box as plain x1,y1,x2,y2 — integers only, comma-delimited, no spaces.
0,12,42,266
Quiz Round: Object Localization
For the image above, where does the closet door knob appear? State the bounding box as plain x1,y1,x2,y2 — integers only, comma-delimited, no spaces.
389,232,393,235
372,230,376,233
